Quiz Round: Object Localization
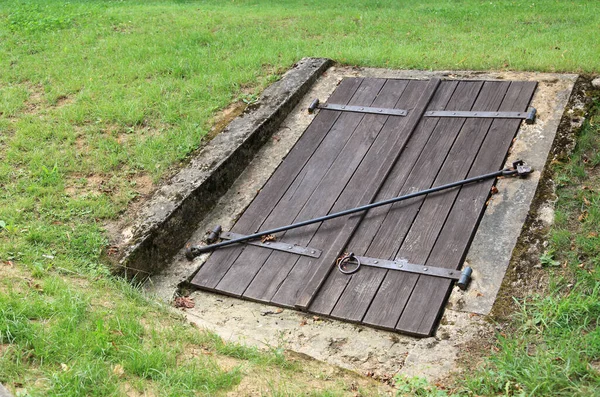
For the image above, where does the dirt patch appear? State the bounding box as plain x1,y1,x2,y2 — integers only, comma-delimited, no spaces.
53,94,74,108
205,101,247,141
65,172,154,199
23,84,44,115
226,351,393,396
120,382,157,397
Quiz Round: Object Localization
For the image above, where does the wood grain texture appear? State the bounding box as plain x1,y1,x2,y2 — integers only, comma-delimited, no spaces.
242,79,410,302
331,81,487,324
394,81,537,336
360,80,511,329
309,80,459,316
291,78,441,309
214,78,388,296
191,78,363,289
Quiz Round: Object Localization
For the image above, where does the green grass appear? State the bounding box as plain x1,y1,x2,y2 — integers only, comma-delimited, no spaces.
463,97,600,396
0,0,599,395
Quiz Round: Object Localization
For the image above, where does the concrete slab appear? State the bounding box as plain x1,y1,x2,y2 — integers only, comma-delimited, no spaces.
144,65,576,380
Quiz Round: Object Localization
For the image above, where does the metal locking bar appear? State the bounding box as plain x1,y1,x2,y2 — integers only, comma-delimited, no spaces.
185,161,532,260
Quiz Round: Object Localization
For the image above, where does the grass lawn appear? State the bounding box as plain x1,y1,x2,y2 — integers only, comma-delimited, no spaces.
0,0,599,395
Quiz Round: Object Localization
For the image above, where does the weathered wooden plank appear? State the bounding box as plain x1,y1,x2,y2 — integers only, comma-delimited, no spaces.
242,79,410,302
360,81,512,329
269,80,432,307
191,78,364,289
214,78,389,296
330,81,491,323
395,81,537,336
289,78,442,309
309,80,460,315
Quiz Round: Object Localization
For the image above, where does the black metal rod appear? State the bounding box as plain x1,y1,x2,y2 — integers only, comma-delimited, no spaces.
187,167,519,258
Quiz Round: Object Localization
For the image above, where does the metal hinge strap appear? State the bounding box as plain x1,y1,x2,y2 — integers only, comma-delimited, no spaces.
220,232,322,258
309,98,536,124
316,103,407,116
337,254,472,290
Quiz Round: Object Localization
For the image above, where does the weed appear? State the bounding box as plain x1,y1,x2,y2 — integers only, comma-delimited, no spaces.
465,96,600,396
394,375,448,396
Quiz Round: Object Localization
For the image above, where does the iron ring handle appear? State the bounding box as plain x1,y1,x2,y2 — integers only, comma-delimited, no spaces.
337,253,361,275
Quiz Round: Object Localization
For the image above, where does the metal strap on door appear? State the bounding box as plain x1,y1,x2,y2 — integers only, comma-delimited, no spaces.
308,98,537,124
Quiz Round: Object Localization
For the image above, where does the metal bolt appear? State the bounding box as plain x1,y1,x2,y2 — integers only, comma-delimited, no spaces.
398,263,403,268
374,260,379,264
495,113,500,116
342,106,346,109
453,112,456,115
360,107,364,110
378,109,383,112
288,246,293,249
423,267,428,271
311,250,316,254
265,242,270,245
474,113,478,116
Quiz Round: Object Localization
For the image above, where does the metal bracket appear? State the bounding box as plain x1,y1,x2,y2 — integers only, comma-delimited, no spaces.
339,253,472,290
308,99,407,116
220,232,322,258
309,98,536,124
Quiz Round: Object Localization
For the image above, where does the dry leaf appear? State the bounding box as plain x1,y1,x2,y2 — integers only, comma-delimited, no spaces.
261,234,276,243
583,197,591,206
112,364,124,377
578,211,588,222
299,319,308,326
60,363,69,371
174,296,195,309
587,232,598,238
490,186,499,195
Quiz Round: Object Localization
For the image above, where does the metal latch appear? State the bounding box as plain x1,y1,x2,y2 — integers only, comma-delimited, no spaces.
337,253,473,290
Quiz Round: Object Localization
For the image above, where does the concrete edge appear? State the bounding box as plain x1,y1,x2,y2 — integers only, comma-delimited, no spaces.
0,384,13,397
116,57,333,278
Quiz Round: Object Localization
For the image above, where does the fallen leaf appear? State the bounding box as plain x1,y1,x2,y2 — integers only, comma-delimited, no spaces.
261,308,284,316
299,319,308,326
174,296,195,309
583,197,591,206
588,232,598,238
261,234,276,243
490,186,499,195
60,363,69,371
112,364,124,377
578,211,588,222
312,316,321,322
